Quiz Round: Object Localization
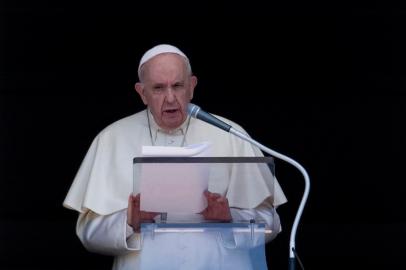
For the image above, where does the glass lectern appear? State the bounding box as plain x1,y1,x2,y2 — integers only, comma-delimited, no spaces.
132,157,276,270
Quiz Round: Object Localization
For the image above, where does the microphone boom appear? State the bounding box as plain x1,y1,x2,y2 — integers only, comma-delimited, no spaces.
187,103,310,270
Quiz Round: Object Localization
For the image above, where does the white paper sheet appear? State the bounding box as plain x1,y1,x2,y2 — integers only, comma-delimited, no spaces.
142,142,211,157
139,142,211,214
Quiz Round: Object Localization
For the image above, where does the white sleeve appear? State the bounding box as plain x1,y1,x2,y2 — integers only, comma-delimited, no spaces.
230,201,281,243
76,209,141,256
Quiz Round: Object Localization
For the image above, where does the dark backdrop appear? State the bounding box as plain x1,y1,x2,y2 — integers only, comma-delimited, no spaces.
1,1,405,270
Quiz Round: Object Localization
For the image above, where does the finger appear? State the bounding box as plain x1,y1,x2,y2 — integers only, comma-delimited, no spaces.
145,212,159,220
206,192,221,200
204,191,218,197
204,191,214,200
127,195,134,225
140,210,159,215
216,196,228,203
143,211,159,217
133,199,140,208
129,194,140,206
200,209,209,219
199,207,208,215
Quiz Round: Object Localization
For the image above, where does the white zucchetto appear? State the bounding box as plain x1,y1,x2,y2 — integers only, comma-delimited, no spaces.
137,44,189,78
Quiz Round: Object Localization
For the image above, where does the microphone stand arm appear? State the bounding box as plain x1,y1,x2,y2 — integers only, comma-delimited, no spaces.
229,127,310,270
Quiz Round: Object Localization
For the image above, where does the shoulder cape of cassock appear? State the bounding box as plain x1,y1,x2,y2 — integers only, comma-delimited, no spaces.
63,110,287,215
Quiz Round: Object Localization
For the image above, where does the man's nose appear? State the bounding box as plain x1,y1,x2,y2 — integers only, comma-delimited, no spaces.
165,88,176,103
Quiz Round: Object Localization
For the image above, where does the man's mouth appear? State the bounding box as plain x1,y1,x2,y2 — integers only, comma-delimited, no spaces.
163,109,179,114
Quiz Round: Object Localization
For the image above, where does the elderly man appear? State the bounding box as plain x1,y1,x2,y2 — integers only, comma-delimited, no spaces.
63,44,287,270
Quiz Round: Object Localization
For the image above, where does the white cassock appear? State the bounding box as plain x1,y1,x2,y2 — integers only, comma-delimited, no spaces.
63,109,287,270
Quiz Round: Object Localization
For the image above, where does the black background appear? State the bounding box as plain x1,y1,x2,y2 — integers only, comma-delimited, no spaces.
1,1,406,269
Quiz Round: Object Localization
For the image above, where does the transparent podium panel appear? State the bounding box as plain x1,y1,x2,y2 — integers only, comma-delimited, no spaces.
132,157,276,270
139,222,267,270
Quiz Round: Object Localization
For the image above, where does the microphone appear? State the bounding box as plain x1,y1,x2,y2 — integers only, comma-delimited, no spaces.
187,103,231,132
187,103,310,270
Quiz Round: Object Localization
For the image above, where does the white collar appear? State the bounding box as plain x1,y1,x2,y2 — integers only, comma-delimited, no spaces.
146,109,191,145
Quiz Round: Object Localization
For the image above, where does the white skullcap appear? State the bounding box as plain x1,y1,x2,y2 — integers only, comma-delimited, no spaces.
137,44,189,79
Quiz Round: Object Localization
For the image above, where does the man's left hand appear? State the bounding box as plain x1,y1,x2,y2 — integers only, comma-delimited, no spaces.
201,191,232,222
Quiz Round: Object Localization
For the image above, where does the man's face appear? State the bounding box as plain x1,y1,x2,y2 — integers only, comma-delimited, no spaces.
135,53,197,131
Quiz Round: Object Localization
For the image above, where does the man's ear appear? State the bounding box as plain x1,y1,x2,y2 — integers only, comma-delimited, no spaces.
135,83,148,105
189,75,198,99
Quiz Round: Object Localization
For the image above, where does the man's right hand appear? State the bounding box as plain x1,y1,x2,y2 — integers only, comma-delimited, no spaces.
127,193,159,232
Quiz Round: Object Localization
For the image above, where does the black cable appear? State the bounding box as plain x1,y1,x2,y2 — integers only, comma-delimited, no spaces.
292,247,305,270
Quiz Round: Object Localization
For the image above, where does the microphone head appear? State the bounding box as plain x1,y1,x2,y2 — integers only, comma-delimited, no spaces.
187,103,200,118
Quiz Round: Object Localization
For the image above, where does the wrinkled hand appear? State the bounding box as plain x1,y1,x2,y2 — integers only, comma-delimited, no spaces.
127,193,159,232
201,191,232,222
